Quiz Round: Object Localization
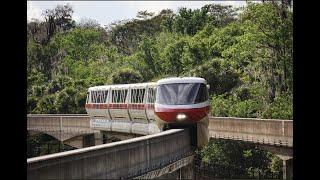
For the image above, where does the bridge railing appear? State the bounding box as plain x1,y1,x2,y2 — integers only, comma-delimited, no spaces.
209,117,293,147
27,114,93,133
27,129,192,179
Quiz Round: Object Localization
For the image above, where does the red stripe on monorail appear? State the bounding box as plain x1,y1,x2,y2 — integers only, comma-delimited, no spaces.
128,104,145,110
85,104,109,109
108,103,128,109
85,103,155,110
146,104,154,109
155,106,210,122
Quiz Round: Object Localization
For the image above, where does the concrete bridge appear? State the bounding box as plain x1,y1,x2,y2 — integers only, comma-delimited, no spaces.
27,114,293,179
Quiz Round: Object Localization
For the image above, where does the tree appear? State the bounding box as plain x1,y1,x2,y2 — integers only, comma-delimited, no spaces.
136,36,161,77
77,18,101,29
188,59,240,95
163,39,187,76
34,95,57,114
55,87,77,114
202,4,238,27
108,10,169,55
173,7,208,36
136,10,155,20
224,2,293,102
42,4,75,44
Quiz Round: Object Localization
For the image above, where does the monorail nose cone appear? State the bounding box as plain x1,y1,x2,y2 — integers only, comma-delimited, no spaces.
176,113,187,121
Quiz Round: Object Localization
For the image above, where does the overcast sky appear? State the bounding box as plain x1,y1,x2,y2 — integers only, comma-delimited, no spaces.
27,1,247,27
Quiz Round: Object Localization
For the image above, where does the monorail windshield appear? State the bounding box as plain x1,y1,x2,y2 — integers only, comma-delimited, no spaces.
156,83,208,105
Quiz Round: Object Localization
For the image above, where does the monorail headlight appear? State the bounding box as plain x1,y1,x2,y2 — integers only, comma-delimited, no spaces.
176,113,187,121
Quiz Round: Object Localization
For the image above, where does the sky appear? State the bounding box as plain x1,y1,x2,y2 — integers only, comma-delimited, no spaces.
27,1,247,27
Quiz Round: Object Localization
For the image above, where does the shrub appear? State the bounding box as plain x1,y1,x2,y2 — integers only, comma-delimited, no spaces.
229,99,264,118
55,87,77,114
262,93,293,119
27,96,38,114
34,94,57,114
112,68,143,84
211,95,233,117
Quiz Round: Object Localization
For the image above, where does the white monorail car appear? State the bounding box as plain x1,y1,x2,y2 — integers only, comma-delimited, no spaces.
85,77,210,147
85,82,158,134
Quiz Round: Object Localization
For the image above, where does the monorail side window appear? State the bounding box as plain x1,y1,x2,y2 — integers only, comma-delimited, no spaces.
86,92,89,103
99,90,104,103
131,88,145,103
96,91,101,103
103,90,108,103
112,89,128,103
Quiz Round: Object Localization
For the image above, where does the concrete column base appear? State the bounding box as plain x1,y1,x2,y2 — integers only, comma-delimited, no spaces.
282,158,293,179
180,163,194,179
94,132,103,145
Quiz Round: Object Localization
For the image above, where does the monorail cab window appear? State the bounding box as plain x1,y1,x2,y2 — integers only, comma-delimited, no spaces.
156,83,208,105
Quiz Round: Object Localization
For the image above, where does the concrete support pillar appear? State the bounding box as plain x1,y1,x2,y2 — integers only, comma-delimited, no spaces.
179,163,194,179
102,131,108,144
282,158,293,179
83,134,95,147
94,132,103,146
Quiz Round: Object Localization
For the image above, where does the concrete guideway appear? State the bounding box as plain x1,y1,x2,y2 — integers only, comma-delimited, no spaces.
209,117,293,147
209,117,293,179
27,114,293,147
27,129,193,179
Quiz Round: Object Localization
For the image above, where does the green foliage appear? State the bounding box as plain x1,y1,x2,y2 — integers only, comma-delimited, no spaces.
211,95,233,117
163,38,187,76
34,94,57,114
225,2,293,101
188,58,240,95
211,83,292,119
27,96,38,114
52,28,105,62
262,93,293,119
229,99,264,118
75,91,87,113
269,154,283,173
55,87,77,114
167,4,237,36
135,36,162,79
112,68,143,84
196,139,271,177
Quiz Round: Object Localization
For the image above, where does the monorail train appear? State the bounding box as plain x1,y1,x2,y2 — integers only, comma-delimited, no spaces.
85,77,210,147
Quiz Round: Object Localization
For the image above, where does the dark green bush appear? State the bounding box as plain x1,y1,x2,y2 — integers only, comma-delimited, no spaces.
34,94,57,114
112,68,143,84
